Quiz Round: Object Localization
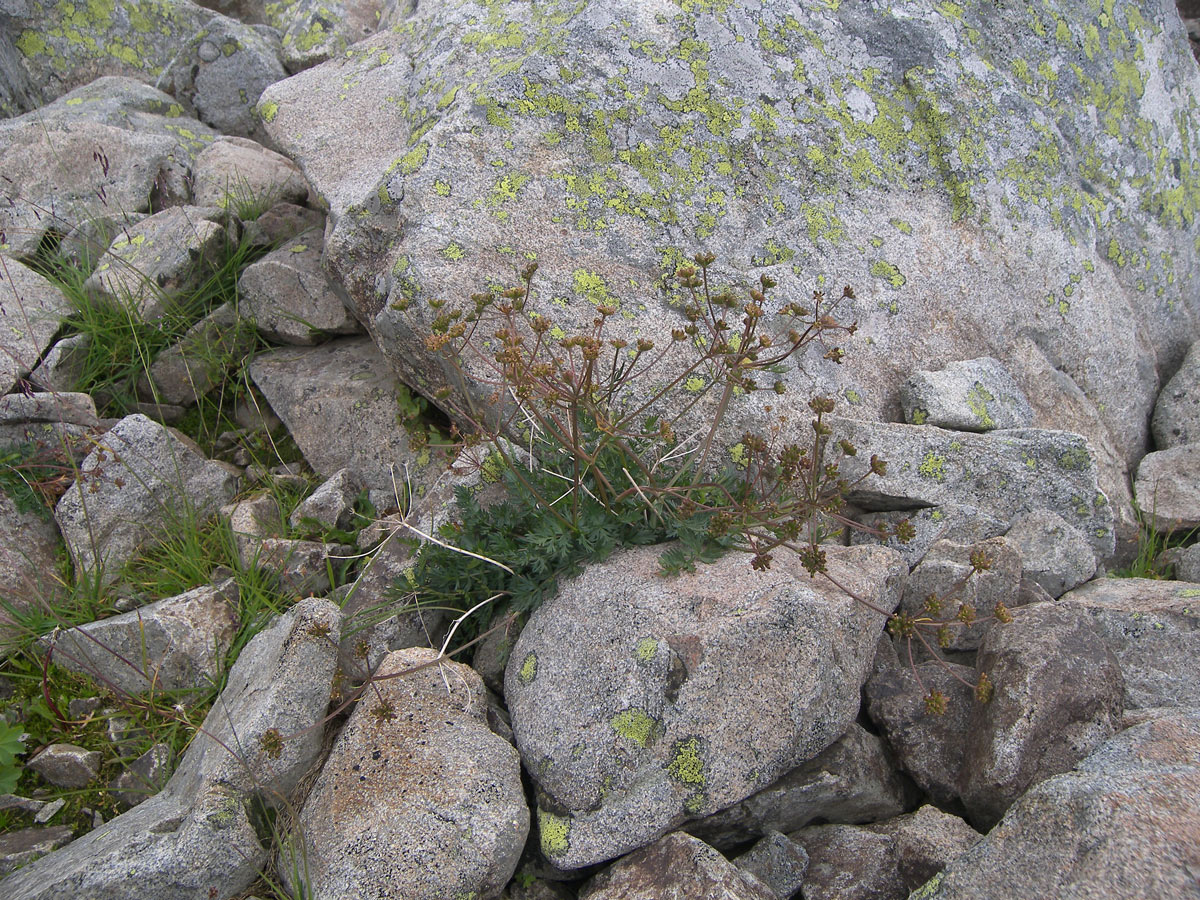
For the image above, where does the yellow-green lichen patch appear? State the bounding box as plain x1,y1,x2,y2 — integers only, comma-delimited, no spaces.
965,383,995,428
538,810,570,856
918,452,947,482
1057,446,1092,470
685,376,706,392
258,100,279,123
910,407,928,425
634,637,658,661
667,736,705,785
394,142,429,176
843,388,863,406
518,651,537,685
434,179,452,196
610,708,657,747
440,241,466,261
729,442,748,469
870,259,906,289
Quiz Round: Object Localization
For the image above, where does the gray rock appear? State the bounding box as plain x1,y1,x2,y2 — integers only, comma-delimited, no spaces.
913,710,1200,900
960,602,1125,830
0,257,73,397
864,806,980,893
138,304,258,407
251,537,354,597
242,202,325,249
29,334,90,395
191,136,310,212
1133,443,1200,533
56,214,145,275
54,414,241,580
108,743,173,810
27,744,101,789
0,598,342,900
686,724,912,850
897,537,1022,656
851,505,1008,569
833,419,1115,560
789,824,905,900
506,543,905,870
0,490,63,657
732,830,809,900
0,826,73,878
247,337,441,504
0,393,98,427
83,206,232,322
1151,340,1200,450
863,660,975,809
289,468,364,534
900,357,1034,432
1057,577,1200,710
1003,508,1096,598
283,647,528,900
41,580,239,699
224,492,283,566
238,235,362,344
260,0,1199,522
1176,543,1200,582
578,831,775,900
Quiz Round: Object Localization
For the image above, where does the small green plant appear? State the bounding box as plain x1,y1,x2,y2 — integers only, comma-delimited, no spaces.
0,719,26,794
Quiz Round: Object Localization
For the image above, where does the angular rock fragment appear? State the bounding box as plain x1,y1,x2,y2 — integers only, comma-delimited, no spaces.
915,711,1200,900
191,136,310,211
0,598,341,900
578,831,775,900
900,357,1034,432
83,206,232,321
289,468,364,534
284,647,528,900
732,830,810,900
0,491,63,657
27,744,101,790
833,419,1115,559
790,824,904,900
0,257,73,396
1151,340,1200,449
959,602,1124,829
239,236,361,344
1133,443,1200,532
0,826,74,878
138,304,258,407
1003,508,1095,598
54,414,240,580
686,724,912,850
1058,577,1200,710
41,580,239,699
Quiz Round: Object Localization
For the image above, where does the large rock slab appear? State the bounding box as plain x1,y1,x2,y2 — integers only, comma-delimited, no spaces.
0,598,342,900
247,337,440,504
914,710,1200,900
505,543,906,870
0,256,74,395
41,580,239,699
6,0,285,140
1152,339,1200,450
260,0,1200,513
284,647,528,900
0,77,219,259
1058,577,1200,710
54,414,240,580
832,419,1115,559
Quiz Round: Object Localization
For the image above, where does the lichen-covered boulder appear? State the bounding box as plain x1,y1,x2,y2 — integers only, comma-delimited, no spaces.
833,419,1115,559
505,542,906,870
6,0,286,139
0,77,219,260
260,0,1200,552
